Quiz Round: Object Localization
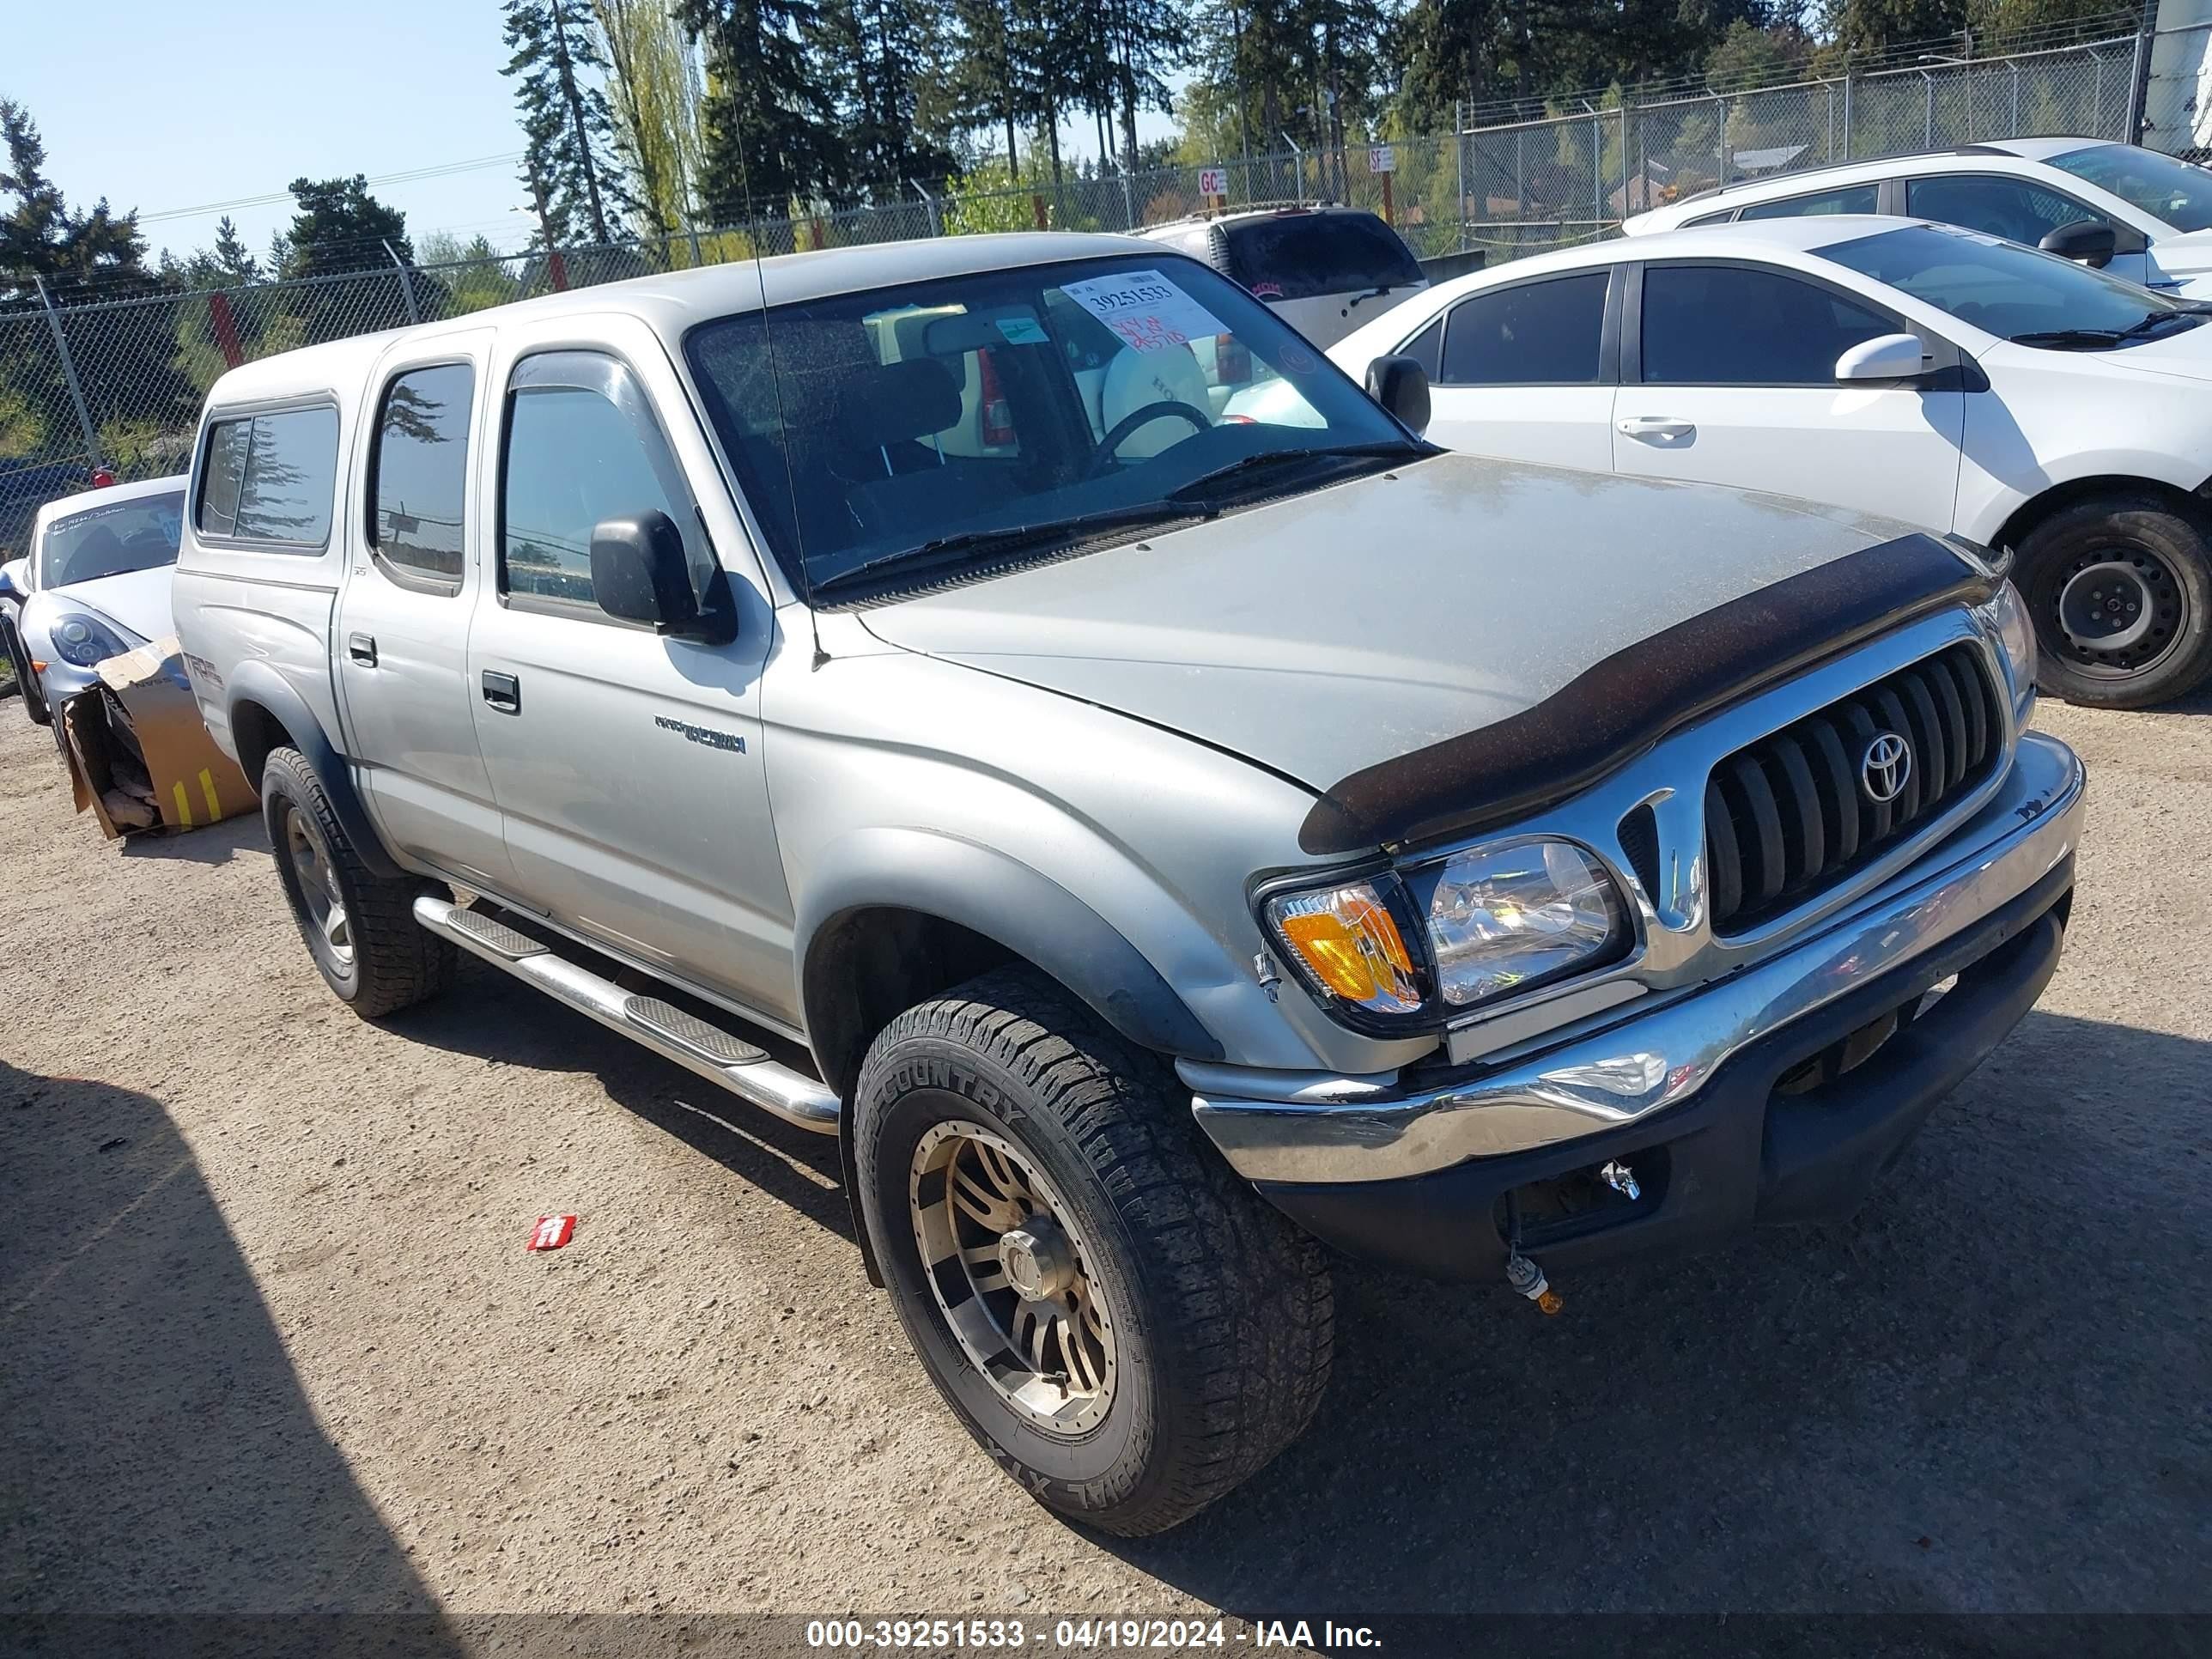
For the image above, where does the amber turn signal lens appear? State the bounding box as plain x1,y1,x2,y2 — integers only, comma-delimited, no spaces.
1267,879,1425,1016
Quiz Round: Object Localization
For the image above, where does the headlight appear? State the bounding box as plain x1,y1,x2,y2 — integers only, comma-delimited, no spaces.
1261,838,1632,1029
50,611,129,668
1262,876,1427,1019
1972,580,2036,718
1413,839,1629,1010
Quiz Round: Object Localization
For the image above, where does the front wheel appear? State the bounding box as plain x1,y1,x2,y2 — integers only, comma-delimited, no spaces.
854,966,1334,1536
261,747,455,1017
3,614,50,726
2014,493,2212,708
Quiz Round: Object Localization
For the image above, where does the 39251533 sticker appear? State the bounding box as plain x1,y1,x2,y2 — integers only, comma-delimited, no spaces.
1060,269,1230,354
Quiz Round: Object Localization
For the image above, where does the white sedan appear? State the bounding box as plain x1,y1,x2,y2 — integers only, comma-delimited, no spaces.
1325,215,2212,708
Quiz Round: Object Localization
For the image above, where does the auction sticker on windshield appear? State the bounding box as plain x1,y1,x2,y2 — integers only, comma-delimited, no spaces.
1060,269,1228,354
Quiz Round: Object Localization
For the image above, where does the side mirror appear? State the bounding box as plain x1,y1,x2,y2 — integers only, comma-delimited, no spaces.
1364,355,1431,436
0,559,22,605
590,510,713,638
2039,219,2117,268
1835,332,1930,384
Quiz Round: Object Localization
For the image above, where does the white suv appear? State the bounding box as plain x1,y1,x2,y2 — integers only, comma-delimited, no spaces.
1624,137,2212,298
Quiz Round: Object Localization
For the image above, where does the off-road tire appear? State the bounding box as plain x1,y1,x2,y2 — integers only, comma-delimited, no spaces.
261,747,454,1017
2015,493,2212,709
3,614,49,726
854,964,1334,1536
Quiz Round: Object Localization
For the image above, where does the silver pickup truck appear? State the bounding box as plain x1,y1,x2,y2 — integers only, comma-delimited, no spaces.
171,232,2085,1536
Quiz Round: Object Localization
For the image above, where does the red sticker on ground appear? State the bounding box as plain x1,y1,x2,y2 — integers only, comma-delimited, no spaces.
527,1214,576,1251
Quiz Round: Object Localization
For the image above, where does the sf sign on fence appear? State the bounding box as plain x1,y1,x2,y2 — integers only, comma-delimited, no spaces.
1368,145,1395,174
1199,167,1227,198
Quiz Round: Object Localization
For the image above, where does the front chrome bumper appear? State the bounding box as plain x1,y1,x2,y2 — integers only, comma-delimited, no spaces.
1193,731,2085,1185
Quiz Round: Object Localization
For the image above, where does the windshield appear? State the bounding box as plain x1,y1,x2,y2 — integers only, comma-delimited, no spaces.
2046,142,2212,233
1819,224,2190,345
684,253,1419,594
1225,212,1424,301
38,490,185,587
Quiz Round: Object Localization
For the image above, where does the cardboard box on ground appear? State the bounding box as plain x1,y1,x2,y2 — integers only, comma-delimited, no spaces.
58,636,255,840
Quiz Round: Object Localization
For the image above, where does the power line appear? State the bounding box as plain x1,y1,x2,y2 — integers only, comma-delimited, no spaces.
137,151,526,225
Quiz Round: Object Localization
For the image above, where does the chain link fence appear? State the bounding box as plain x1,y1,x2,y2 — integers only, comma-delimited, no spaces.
0,26,2183,552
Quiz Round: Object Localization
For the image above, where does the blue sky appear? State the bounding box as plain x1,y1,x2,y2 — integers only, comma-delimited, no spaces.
8,2,1179,268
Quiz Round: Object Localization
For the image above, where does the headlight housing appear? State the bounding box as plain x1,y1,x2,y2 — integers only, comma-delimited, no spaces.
49,611,130,668
1972,580,2036,720
1261,837,1632,1030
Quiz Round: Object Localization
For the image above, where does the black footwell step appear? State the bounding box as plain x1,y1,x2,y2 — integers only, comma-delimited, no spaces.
623,995,767,1066
447,908,548,959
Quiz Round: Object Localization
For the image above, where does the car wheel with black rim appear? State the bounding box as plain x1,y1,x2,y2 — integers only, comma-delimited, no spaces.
2015,492,2212,709
853,965,1334,1536
261,746,455,1016
3,613,49,726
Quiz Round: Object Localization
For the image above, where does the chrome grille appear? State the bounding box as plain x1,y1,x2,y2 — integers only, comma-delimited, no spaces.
1705,643,2004,935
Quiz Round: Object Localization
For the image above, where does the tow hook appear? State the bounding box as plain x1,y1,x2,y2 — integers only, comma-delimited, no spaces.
1504,1250,1563,1316
1599,1159,1642,1201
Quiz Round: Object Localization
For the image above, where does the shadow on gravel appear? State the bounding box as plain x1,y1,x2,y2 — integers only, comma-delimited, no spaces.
0,1058,462,1656
116,811,266,866
1103,1010,2212,1632
391,956,852,1244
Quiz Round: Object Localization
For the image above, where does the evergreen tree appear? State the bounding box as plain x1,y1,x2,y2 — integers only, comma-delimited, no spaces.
504,0,632,245
678,0,843,218
813,0,958,200
946,0,1028,173
279,175,411,278
0,99,152,301
185,215,263,288
1101,0,1186,173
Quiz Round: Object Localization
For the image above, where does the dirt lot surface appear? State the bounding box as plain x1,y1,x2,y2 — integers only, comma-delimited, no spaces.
2,694,2206,1647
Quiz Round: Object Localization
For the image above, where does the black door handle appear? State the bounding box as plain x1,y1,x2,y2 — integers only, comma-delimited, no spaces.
347,633,377,666
481,670,520,714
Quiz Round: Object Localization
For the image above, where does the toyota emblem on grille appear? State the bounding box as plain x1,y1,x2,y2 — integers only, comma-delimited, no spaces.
1860,732,1912,804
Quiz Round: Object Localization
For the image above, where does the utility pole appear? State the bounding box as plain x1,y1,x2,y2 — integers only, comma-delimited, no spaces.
530,168,570,292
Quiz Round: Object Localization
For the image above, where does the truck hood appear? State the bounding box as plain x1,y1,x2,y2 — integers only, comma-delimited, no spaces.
41,564,173,645
859,454,1920,794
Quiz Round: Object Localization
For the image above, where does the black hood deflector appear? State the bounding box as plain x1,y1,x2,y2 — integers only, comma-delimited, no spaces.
1297,532,1996,855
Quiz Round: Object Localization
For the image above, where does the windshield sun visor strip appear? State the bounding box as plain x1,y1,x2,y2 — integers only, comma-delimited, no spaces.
1295,533,1998,856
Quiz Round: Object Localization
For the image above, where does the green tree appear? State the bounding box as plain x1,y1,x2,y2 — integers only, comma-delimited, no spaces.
813,0,959,199
679,0,843,216
598,0,709,243
504,0,632,244
279,174,411,278
0,99,153,301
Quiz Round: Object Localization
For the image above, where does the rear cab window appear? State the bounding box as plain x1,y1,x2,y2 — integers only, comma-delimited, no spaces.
368,362,475,588
196,404,341,549
1224,212,1423,301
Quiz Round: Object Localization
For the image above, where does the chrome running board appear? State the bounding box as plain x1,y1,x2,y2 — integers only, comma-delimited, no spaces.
413,896,839,1135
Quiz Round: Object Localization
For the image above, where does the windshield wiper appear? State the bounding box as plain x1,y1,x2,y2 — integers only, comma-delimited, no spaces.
2013,311,2203,349
809,501,1208,597
2119,308,2203,338
2008,326,2126,348
1165,441,1422,504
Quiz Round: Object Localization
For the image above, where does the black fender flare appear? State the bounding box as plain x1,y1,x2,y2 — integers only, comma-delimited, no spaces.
224,661,406,880
797,828,1225,1090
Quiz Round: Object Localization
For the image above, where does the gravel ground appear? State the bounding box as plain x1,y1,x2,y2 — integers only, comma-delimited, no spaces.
1,694,2206,1644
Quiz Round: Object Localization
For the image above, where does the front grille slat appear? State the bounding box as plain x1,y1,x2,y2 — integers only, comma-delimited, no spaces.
1728,755,1789,904
1704,644,2002,936
1899,669,1948,805
1705,779,1743,922
1765,734,1823,886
